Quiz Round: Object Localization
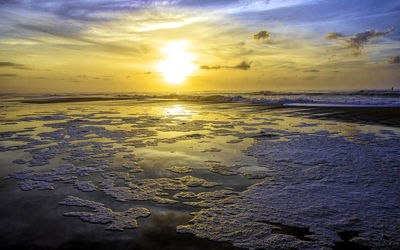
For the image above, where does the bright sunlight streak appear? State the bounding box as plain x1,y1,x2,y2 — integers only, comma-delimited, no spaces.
163,104,191,116
157,41,197,84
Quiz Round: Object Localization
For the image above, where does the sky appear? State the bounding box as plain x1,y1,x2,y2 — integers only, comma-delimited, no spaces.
0,0,399,93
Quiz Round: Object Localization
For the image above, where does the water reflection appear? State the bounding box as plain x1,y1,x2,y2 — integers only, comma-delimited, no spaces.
162,104,192,117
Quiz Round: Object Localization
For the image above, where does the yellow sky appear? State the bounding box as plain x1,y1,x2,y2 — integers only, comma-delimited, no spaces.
0,4,399,93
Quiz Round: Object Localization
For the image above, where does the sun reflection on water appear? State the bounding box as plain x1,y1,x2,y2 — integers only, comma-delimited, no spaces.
162,105,192,117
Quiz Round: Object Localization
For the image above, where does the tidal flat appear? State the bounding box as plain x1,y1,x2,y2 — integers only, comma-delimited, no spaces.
0,98,399,249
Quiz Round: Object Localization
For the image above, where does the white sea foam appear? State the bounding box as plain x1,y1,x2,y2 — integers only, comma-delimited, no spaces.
3,89,399,107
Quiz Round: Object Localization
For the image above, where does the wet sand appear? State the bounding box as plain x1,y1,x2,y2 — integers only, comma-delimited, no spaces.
18,96,400,127
281,106,400,128
0,99,399,249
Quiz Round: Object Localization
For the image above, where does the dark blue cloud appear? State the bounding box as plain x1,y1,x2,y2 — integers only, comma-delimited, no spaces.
0,1,311,21
326,29,394,56
177,0,241,8
0,0,159,21
2,0,397,31
0,0,399,44
234,0,400,40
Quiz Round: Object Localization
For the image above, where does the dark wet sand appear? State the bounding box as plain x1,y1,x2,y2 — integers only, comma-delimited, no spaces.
0,185,238,250
281,106,400,127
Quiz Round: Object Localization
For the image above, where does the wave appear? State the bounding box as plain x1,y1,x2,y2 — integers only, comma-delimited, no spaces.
151,92,400,107
248,90,400,98
3,90,400,107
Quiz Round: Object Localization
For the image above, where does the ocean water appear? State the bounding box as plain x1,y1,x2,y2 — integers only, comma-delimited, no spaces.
0,93,399,249
2,89,400,107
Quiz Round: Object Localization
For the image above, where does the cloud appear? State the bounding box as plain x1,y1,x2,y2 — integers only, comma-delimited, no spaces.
200,61,251,70
0,61,30,70
136,17,207,32
0,0,320,22
0,73,17,77
253,30,271,40
0,0,160,22
16,23,149,57
303,69,320,72
325,32,345,40
74,74,113,81
200,65,221,70
348,29,393,51
388,55,400,64
325,29,394,56
1,0,315,21
232,61,251,70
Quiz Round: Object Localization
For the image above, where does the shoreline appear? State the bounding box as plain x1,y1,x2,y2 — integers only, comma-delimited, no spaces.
8,96,400,128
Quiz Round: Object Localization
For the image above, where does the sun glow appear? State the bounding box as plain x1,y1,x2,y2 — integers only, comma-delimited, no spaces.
163,105,192,116
157,41,197,84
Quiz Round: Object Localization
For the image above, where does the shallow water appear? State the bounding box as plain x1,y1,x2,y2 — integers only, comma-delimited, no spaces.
0,99,399,249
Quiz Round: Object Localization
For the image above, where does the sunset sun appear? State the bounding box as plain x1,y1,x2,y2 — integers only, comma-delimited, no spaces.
157,41,196,84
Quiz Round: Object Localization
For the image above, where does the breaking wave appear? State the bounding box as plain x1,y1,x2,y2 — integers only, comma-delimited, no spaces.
3,90,400,107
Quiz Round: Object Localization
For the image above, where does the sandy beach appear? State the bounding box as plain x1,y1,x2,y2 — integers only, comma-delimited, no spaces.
0,97,399,249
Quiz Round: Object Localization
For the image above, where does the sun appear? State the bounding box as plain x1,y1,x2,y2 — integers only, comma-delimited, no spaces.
157,41,196,84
